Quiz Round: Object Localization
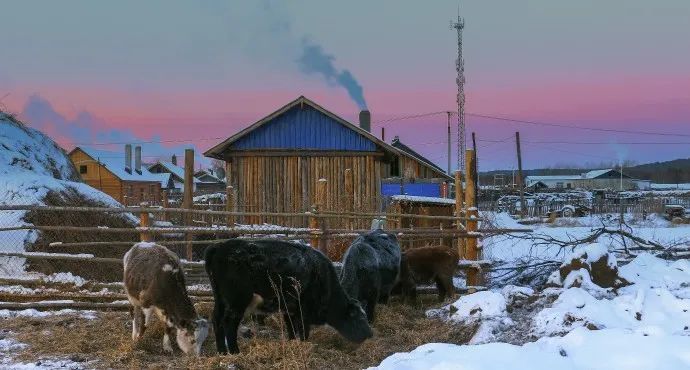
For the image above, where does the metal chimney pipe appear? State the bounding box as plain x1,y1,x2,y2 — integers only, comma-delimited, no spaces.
135,146,142,174
171,154,177,166
125,144,132,173
359,110,371,132
381,127,385,142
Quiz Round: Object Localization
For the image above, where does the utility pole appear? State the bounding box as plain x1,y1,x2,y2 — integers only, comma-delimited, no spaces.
472,131,478,201
451,11,466,172
447,111,452,176
515,132,527,218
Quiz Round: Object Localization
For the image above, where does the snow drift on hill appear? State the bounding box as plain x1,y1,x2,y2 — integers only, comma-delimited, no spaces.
0,111,131,276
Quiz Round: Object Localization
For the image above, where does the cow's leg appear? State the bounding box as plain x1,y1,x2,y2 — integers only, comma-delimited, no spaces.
302,323,311,340
213,299,228,354
163,324,175,354
283,312,298,340
132,305,145,341
222,310,244,354
222,291,253,354
143,307,154,327
435,275,454,302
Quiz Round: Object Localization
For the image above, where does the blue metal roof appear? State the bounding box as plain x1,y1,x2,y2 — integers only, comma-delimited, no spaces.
230,104,377,151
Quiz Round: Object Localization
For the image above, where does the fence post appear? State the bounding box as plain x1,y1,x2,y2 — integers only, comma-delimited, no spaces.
454,170,464,258
226,185,235,227
161,191,169,222
344,168,354,230
464,149,480,289
139,202,151,242
316,178,328,254
183,149,194,261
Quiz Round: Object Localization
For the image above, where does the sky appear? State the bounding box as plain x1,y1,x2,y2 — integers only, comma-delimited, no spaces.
1,0,689,171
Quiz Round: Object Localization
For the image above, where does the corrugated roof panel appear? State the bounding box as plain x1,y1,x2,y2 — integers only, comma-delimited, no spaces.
231,105,377,151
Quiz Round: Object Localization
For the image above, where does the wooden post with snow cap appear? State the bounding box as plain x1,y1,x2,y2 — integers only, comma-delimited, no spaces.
344,168,354,230
464,149,481,289
454,170,465,258
226,185,235,227
183,149,194,261
161,191,169,222
312,178,328,254
139,202,151,242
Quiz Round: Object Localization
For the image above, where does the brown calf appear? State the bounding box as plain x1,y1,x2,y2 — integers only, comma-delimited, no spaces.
123,242,208,356
396,245,459,302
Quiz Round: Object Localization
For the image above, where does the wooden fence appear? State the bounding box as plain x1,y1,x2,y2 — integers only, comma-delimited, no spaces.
0,150,531,310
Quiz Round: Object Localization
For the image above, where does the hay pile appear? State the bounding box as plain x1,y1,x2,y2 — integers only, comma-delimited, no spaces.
4,297,476,369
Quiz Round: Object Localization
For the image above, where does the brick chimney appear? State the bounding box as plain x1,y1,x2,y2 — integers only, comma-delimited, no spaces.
135,146,142,175
124,144,132,174
359,110,371,132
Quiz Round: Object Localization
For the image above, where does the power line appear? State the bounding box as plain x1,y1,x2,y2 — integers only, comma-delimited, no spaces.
524,140,690,145
70,136,226,146
59,109,690,147
523,142,611,161
466,112,690,138
372,111,447,124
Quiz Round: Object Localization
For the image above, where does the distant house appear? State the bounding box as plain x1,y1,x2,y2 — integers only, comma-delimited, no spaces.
194,169,226,193
69,145,170,205
204,96,450,225
147,156,200,194
525,169,635,190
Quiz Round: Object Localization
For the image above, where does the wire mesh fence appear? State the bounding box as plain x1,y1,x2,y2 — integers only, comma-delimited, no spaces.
0,204,494,286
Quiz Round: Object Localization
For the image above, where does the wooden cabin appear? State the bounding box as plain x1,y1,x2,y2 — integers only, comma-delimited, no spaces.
69,145,170,206
204,96,451,226
148,159,199,194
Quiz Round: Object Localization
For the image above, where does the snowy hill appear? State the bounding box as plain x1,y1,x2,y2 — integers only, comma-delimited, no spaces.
0,111,134,277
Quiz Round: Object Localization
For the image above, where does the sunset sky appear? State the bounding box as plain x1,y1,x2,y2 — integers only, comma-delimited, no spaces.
1,0,689,170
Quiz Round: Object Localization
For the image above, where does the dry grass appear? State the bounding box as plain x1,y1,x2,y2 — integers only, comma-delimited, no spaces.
3,296,476,369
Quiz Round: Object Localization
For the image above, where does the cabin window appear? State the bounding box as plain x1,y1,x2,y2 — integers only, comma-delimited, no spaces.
79,165,87,174
556,182,564,189
566,183,572,189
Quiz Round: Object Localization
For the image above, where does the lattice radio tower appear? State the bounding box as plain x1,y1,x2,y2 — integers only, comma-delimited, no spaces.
450,11,466,172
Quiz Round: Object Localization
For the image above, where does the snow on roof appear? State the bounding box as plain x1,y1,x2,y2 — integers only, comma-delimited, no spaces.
150,161,201,183
77,147,169,184
651,183,690,190
525,175,581,181
526,169,622,182
195,169,224,183
390,195,456,205
582,169,613,179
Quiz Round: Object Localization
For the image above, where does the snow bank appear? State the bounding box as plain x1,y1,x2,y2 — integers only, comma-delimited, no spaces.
428,289,520,344
0,112,136,277
619,253,690,291
370,327,690,370
536,253,690,337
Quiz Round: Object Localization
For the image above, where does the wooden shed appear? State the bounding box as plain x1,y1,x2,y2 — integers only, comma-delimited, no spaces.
204,96,451,226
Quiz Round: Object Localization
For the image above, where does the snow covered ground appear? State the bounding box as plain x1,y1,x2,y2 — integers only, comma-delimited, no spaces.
371,213,690,370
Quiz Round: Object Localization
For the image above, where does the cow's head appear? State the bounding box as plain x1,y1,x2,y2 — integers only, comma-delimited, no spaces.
176,318,209,356
333,299,373,343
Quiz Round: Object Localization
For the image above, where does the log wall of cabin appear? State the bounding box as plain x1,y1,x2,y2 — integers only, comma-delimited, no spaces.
226,153,384,227
70,149,124,203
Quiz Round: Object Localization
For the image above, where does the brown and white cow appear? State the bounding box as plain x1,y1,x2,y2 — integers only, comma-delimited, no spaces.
123,242,208,356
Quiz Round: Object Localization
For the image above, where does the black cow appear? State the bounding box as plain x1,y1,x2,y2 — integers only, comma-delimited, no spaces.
204,239,373,354
339,229,401,322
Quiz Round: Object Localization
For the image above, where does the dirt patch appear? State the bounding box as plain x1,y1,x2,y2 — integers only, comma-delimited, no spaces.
2,297,475,369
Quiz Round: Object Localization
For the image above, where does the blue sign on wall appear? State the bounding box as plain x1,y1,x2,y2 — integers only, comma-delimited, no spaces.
382,182,442,197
